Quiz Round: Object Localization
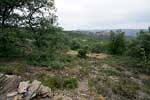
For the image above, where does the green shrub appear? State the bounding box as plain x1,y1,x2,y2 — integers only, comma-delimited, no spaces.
70,40,81,50
78,49,87,58
28,50,53,66
103,68,120,76
48,60,65,70
63,78,78,89
107,31,126,55
36,74,78,90
126,30,150,74
91,43,104,53
0,30,27,58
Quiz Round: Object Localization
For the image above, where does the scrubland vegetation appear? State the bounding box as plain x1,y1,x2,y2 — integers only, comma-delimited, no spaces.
0,0,150,100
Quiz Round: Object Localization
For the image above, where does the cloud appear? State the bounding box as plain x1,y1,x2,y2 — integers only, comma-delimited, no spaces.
55,0,150,30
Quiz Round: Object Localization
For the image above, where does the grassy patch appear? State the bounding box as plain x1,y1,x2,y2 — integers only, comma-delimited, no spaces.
35,73,79,90
143,80,150,94
112,78,140,99
103,67,120,76
88,76,112,96
48,60,65,70
0,63,27,75
98,56,138,67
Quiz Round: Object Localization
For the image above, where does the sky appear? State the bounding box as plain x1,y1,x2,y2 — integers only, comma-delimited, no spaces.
55,0,150,30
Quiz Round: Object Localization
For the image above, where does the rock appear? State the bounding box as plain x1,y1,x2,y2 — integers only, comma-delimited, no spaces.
18,81,29,93
39,85,52,97
26,80,41,99
38,85,52,97
7,91,18,97
0,74,21,100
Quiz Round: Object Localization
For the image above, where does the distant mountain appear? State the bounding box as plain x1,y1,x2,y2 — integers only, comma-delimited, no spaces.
70,29,148,37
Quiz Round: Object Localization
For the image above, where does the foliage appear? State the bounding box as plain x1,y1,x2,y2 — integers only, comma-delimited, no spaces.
0,0,56,29
91,42,105,53
77,47,88,58
108,30,126,55
28,26,69,67
91,44,102,53
48,60,65,70
36,74,78,90
0,0,69,68
103,67,120,76
126,30,150,74
0,28,29,57
70,40,81,50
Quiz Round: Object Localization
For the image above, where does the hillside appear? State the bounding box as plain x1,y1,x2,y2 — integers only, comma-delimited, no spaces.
0,0,150,100
0,32,150,100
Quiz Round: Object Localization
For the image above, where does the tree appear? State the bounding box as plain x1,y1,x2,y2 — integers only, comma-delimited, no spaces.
0,0,62,59
0,0,57,30
127,29,150,74
108,30,126,55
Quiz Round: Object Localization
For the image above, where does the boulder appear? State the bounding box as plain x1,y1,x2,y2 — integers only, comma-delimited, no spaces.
7,91,18,97
26,80,41,99
7,91,18,100
0,74,21,100
18,81,29,93
38,85,52,97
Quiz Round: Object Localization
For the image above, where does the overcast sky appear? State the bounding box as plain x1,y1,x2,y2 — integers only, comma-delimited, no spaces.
55,0,150,30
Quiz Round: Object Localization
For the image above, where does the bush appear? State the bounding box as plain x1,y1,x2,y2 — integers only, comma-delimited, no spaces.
48,60,65,70
125,39,142,58
63,78,78,89
126,30,150,74
78,49,87,58
103,67,120,76
107,31,126,55
36,74,78,90
70,40,81,50
91,43,104,53
0,29,27,58
28,50,54,66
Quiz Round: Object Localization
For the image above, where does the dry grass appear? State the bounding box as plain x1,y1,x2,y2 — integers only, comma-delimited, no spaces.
67,50,111,59
87,53,111,59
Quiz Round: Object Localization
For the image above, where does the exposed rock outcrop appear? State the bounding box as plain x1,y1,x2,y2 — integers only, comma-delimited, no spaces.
7,80,52,100
0,73,73,100
0,74,21,100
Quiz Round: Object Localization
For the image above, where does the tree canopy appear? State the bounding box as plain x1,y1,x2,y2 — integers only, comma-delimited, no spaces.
0,0,57,31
